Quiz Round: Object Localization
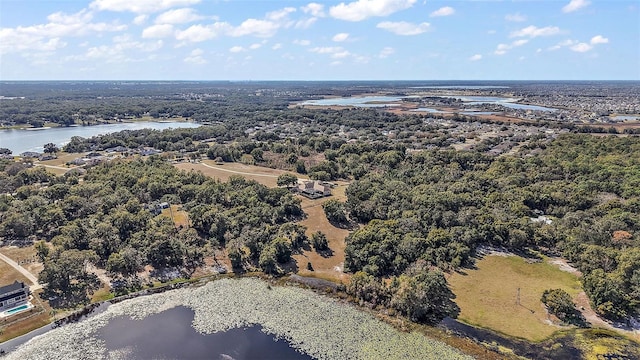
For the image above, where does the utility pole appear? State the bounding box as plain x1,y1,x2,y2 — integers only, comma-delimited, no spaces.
516,287,521,306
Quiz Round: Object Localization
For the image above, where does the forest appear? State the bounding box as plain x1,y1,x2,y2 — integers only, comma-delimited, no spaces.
1,82,640,330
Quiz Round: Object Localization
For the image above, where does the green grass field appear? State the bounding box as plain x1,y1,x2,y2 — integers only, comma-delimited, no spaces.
448,254,582,342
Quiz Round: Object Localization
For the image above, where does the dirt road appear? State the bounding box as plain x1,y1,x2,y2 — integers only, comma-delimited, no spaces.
0,252,42,291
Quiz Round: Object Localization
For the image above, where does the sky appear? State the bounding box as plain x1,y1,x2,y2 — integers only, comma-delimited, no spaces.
0,0,638,80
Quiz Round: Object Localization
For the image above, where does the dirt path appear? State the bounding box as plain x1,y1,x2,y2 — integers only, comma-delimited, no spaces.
36,164,70,171
0,252,42,291
548,257,640,340
200,162,280,178
86,263,111,287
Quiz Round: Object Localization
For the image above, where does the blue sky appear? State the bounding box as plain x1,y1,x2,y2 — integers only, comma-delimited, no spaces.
1,0,638,80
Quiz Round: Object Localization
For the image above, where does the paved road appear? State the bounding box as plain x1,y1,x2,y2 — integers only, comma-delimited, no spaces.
0,252,42,291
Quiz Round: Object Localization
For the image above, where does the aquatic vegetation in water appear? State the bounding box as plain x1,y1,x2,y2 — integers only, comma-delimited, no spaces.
6,278,471,360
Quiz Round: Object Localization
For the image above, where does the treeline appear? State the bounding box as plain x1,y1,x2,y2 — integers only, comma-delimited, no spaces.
0,156,304,306
342,134,640,321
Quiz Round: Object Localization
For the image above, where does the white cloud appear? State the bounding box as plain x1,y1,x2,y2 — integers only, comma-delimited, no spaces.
494,39,528,55
430,6,455,17
548,36,606,52
0,9,125,54
330,61,342,66
505,13,526,22
549,39,575,50
469,54,482,61
332,33,350,42
378,46,394,58
293,39,311,46
590,35,609,44
510,25,560,38
301,3,325,17
329,0,417,22
229,46,245,53
155,8,204,24
133,14,149,25
266,7,296,22
76,35,163,63
184,48,206,64
332,50,351,59
272,43,282,50
376,21,430,35
571,42,592,52
309,46,355,60
295,17,317,29
249,42,263,50
90,0,201,13
512,39,529,47
175,23,228,42
562,0,590,13
142,24,174,38
229,19,280,37
309,46,344,54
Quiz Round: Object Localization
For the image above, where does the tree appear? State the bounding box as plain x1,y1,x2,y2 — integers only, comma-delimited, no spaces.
0,148,11,155
44,143,59,154
35,240,50,262
259,244,278,274
277,173,298,188
347,271,388,306
541,288,579,322
322,199,348,225
390,270,459,324
311,231,329,252
39,249,100,307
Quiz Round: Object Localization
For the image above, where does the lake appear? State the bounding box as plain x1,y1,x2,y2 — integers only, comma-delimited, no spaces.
297,95,557,112
443,95,557,112
3,278,472,360
0,122,201,154
298,96,405,107
98,306,312,360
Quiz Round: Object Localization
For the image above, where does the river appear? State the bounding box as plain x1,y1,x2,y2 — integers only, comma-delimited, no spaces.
0,122,201,154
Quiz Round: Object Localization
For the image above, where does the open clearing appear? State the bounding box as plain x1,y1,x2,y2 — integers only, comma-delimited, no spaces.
0,245,42,278
448,254,582,342
174,161,352,281
175,160,305,188
0,258,31,288
160,205,190,228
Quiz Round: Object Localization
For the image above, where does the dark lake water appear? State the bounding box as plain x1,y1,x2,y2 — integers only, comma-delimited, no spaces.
97,306,314,360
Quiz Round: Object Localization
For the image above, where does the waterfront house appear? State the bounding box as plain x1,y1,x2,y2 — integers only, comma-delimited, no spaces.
0,281,30,312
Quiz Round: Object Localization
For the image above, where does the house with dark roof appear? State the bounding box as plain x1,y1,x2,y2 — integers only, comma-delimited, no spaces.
0,280,30,312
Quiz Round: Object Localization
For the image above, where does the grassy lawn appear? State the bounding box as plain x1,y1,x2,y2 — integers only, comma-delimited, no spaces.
160,205,190,228
175,161,302,188
448,254,582,342
293,202,351,283
0,258,31,286
0,245,42,276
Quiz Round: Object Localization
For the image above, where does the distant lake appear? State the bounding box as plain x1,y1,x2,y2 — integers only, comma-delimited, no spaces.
0,122,201,154
298,96,405,107
410,86,510,89
98,306,312,360
611,115,639,121
441,95,557,112
297,95,556,112
410,107,450,113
